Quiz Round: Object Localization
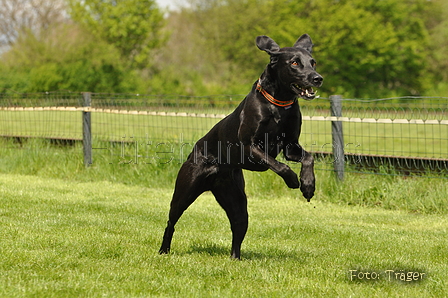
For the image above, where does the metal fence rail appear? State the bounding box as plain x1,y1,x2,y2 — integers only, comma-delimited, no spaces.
1,92,447,176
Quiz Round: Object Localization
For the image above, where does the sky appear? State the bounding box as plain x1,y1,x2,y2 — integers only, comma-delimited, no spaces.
155,0,189,11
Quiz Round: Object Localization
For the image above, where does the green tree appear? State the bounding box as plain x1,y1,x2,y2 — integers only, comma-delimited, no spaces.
253,0,435,97
68,0,167,69
307,0,432,97
173,0,440,97
1,24,143,93
151,0,287,95
426,0,448,94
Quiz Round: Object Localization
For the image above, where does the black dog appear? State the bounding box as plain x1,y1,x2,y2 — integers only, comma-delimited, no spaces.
159,34,323,259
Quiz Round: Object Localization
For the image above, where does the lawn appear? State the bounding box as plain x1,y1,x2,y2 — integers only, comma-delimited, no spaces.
0,172,447,297
0,99,447,296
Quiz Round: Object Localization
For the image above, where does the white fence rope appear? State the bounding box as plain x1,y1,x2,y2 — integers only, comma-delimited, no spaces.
2,106,447,125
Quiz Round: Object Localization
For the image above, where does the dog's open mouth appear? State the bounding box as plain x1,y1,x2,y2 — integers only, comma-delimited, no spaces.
291,84,318,100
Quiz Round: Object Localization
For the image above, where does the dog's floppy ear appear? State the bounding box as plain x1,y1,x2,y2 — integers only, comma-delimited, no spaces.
294,34,314,53
256,35,281,55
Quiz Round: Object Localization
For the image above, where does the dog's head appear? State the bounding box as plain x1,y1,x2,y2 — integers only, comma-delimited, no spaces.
256,34,323,100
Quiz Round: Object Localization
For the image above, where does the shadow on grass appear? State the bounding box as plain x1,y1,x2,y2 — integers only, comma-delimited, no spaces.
187,242,230,257
186,242,312,262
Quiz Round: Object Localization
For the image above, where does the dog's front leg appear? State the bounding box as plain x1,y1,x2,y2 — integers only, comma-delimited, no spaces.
246,145,300,189
284,143,315,201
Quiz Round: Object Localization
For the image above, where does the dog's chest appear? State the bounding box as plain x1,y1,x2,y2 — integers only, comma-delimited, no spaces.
264,105,298,129
256,106,299,149
271,106,285,124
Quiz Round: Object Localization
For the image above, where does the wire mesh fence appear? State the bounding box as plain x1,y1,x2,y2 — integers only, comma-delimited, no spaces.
1,92,447,176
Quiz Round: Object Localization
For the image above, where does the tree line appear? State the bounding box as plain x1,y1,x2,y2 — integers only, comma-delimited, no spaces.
0,0,447,98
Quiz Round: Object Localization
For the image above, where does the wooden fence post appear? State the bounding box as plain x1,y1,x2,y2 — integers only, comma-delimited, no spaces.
330,95,344,180
83,92,92,166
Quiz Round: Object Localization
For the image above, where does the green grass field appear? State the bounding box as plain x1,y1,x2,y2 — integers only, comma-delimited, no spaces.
0,172,447,297
0,103,447,297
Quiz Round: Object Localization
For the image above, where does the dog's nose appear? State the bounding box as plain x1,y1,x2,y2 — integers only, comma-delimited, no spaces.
313,74,323,86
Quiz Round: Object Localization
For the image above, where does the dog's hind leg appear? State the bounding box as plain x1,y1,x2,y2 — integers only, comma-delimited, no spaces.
159,161,212,255
211,168,248,260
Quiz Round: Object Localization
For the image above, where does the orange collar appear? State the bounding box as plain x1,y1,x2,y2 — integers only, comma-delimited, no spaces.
256,79,296,107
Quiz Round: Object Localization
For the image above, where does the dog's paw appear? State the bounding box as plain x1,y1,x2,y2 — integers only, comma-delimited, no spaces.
283,172,300,189
158,247,170,255
300,179,315,201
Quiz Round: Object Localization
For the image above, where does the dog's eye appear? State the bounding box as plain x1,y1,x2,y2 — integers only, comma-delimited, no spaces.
311,60,316,68
292,61,299,66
